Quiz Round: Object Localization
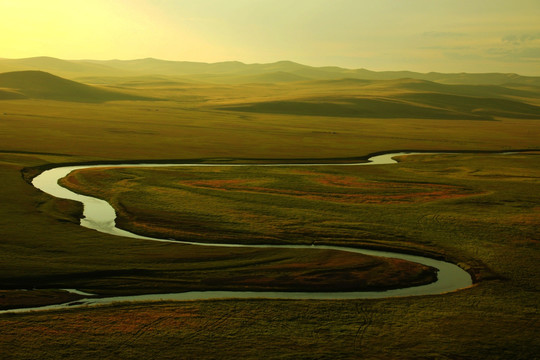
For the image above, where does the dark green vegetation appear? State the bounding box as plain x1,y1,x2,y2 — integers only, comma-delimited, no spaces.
0,58,538,359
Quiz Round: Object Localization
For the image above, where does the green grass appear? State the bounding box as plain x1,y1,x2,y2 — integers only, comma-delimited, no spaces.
7,152,533,359
60,153,540,285
0,153,437,303
0,73,538,163
0,98,538,162
219,97,493,120
0,74,538,358
1,292,538,360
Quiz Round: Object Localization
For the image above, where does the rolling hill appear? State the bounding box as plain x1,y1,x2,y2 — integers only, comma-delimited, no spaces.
217,78,540,120
218,98,490,120
0,71,153,102
353,78,540,99
218,96,540,120
0,88,27,100
0,57,133,78
1,57,539,86
88,59,540,86
1,62,538,120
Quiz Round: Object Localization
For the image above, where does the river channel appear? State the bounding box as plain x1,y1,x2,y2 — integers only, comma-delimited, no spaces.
2,152,474,313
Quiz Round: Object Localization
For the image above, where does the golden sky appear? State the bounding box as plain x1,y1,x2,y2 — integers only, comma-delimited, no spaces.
1,0,539,74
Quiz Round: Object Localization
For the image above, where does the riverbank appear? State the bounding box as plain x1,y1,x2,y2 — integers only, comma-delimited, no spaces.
12,152,478,309
1,149,538,358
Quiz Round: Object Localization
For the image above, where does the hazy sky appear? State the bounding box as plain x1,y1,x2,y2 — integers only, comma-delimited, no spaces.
1,0,539,74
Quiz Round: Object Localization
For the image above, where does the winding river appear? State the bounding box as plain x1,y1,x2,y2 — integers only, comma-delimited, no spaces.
3,152,474,314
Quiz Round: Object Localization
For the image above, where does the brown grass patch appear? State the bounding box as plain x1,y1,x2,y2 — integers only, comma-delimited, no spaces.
179,176,477,204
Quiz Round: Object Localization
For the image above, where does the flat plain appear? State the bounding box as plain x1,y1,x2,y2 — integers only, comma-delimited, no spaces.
0,60,539,359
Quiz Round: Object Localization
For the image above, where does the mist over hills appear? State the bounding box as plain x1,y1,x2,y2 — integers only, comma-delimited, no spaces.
1,56,539,86
0,58,538,120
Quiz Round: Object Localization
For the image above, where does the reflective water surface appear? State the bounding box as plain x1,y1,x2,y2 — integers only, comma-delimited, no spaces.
2,152,473,314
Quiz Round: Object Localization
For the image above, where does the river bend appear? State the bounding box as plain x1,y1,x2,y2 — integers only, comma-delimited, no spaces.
2,152,474,313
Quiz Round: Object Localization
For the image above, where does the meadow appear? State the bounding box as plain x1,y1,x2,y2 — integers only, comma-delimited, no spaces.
0,64,538,359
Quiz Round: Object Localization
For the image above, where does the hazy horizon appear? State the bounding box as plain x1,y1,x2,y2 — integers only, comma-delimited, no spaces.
2,55,540,78
1,1,539,76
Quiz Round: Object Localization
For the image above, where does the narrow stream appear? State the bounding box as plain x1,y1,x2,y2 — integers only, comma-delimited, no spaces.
2,152,474,314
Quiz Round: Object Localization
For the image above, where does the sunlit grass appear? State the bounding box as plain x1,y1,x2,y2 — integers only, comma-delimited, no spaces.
0,75,538,358
61,153,540,285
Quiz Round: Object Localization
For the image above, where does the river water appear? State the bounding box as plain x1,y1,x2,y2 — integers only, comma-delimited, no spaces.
1,152,473,314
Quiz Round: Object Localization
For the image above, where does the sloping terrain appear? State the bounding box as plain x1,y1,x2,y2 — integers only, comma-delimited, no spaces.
395,92,540,119
2,67,537,119
0,71,152,102
216,78,540,120
2,57,540,86
0,88,26,100
218,97,492,120
0,56,132,78
354,78,540,100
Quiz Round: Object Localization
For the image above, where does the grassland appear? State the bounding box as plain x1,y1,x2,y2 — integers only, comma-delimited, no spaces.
60,153,539,284
1,293,538,360
0,67,538,359
1,85,539,162
2,153,439,301
0,71,152,102
2,152,538,359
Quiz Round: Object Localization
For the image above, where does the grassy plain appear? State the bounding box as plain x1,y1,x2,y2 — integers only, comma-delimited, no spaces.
2,153,438,300
1,293,538,360
1,78,539,161
0,71,539,359
61,153,540,283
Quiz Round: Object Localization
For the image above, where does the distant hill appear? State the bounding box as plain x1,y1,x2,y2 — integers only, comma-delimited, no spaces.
219,98,492,120
217,78,540,120
346,69,540,86
2,69,537,120
0,71,153,102
341,78,540,100
0,57,133,78
190,71,311,84
0,88,26,100
1,57,539,86
219,95,540,120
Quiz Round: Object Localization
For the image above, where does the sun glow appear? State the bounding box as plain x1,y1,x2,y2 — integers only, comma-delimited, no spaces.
1,0,539,73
